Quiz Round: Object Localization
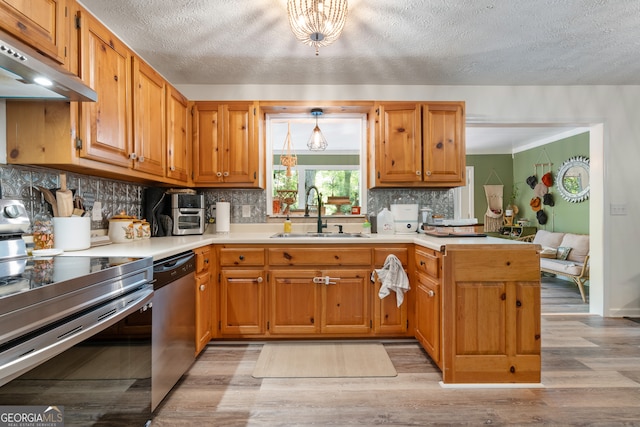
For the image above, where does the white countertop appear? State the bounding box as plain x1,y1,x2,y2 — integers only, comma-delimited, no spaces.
59,224,528,261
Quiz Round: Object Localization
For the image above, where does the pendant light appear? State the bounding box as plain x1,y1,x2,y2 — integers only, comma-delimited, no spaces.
307,108,328,151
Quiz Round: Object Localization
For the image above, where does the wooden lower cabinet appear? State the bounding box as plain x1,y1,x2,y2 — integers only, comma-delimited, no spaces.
194,245,214,355
220,268,265,336
372,247,410,335
415,272,441,366
269,269,370,336
441,244,541,383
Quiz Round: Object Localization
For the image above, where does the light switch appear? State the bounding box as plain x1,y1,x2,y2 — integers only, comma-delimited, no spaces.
610,203,628,216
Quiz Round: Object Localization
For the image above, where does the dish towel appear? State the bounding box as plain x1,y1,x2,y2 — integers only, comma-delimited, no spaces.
372,254,410,307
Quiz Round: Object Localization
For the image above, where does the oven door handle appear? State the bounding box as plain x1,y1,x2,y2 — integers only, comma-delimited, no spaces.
0,285,153,387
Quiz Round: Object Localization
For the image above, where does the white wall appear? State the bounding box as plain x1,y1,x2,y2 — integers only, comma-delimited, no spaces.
178,84,640,317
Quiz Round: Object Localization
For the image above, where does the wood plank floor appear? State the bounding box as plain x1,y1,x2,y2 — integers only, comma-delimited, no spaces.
153,280,639,426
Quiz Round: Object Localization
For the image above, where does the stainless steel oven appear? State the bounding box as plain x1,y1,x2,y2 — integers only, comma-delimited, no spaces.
0,201,155,426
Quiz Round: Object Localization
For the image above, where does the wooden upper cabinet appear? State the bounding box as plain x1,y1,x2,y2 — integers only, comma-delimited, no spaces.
77,10,133,167
374,101,465,188
0,0,67,65
132,56,166,177
422,102,465,186
376,102,422,183
166,85,190,182
192,101,259,187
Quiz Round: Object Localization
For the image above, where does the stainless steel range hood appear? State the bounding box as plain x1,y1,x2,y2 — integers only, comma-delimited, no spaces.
0,35,97,102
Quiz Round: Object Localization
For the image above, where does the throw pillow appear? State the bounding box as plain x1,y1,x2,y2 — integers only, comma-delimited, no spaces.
556,246,571,260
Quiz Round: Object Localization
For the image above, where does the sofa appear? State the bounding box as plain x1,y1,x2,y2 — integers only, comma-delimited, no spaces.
520,230,590,302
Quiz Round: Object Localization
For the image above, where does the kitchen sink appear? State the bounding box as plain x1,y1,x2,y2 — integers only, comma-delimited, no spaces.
270,232,370,238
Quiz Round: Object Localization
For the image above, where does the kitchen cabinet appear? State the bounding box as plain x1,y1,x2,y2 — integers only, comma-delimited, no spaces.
76,9,132,168
194,245,214,355
414,247,442,365
166,84,190,182
192,101,260,187
218,247,266,336
441,244,541,383
372,247,411,335
0,0,68,66
374,101,465,187
132,56,166,177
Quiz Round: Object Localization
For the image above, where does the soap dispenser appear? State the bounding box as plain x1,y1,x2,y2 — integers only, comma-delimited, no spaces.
284,215,292,233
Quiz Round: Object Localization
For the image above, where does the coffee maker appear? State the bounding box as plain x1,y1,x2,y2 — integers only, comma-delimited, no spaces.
142,187,171,237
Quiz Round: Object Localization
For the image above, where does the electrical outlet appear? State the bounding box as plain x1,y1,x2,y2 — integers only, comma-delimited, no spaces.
242,205,251,218
92,201,102,220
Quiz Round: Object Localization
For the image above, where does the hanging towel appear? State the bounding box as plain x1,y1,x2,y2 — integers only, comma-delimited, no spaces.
372,254,410,307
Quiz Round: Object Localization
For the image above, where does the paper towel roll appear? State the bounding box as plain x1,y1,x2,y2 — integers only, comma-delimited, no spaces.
216,202,230,233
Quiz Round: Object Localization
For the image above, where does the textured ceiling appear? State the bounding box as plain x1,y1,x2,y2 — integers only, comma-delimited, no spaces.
77,0,640,86
77,0,623,152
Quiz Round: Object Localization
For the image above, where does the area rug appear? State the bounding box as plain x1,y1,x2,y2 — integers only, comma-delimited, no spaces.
252,342,397,378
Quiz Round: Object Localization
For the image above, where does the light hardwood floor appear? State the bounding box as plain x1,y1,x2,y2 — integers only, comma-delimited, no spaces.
153,280,640,426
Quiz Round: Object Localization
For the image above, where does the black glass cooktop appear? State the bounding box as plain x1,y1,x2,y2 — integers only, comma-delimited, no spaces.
0,256,147,300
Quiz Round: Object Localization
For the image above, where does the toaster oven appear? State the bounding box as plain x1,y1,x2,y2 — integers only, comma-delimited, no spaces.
171,193,205,235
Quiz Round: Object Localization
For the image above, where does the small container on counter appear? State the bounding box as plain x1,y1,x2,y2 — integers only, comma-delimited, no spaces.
32,214,54,251
108,213,135,243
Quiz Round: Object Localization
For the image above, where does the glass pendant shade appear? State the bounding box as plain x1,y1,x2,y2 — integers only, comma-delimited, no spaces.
287,0,348,55
307,109,328,151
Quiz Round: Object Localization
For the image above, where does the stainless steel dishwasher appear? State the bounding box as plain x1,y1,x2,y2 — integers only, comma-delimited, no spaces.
152,251,196,411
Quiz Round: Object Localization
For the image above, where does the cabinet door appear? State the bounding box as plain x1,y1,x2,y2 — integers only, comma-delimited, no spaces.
220,269,265,336
0,0,67,65
415,273,441,365
223,102,258,184
77,11,132,167
192,102,221,183
372,248,409,335
376,103,422,184
132,56,165,177
422,102,465,185
269,269,320,335
166,85,190,182
321,269,370,334
193,102,258,186
195,271,212,355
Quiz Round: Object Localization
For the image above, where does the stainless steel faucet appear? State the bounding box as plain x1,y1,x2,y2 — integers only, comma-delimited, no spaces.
304,185,327,233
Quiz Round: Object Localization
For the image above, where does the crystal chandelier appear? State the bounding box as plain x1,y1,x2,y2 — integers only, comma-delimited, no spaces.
287,0,348,56
307,108,328,151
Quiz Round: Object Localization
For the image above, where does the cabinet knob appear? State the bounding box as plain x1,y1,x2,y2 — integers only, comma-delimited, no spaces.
128,152,137,160
170,166,176,171
216,172,223,177
427,290,435,297
255,277,263,283
239,255,245,261
426,170,432,176
420,260,425,266
138,156,145,163
204,258,209,264
416,170,421,176
200,284,206,291
223,171,230,177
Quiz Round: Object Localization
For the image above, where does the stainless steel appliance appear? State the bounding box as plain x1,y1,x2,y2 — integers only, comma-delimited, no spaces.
171,193,205,235
151,251,196,410
0,31,97,101
0,200,154,426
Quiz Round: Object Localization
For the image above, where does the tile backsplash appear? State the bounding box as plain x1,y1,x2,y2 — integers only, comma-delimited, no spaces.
1,164,454,232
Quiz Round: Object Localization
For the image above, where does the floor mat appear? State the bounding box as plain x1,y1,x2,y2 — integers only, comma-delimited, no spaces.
252,342,397,378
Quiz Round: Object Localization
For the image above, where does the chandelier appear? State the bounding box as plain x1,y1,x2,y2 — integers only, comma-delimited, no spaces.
307,108,328,151
287,0,348,56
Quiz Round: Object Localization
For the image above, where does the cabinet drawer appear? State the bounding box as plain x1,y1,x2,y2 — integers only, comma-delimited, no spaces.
219,248,265,266
373,248,408,267
194,246,212,273
268,248,372,266
415,247,440,279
